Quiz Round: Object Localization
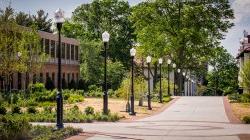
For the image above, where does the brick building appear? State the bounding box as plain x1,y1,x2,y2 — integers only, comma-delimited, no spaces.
0,30,80,90
237,31,250,93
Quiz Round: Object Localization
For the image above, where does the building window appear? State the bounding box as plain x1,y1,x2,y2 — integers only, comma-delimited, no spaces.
45,39,50,54
40,73,43,83
76,73,79,82
72,73,75,81
52,72,55,86
67,44,70,60
33,74,36,84
51,40,55,58
67,73,70,84
71,45,75,60
40,38,44,52
18,73,22,90
75,46,78,60
62,43,65,59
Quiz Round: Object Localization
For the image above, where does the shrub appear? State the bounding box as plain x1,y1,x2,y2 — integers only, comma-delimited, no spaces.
240,93,250,103
228,93,241,102
0,106,7,115
43,106,52,113
29,83,46,93
84,106,94,115
27,106,37,114
68,94,84,104
242,116,250,124
0,116,31,140
11,106,21,114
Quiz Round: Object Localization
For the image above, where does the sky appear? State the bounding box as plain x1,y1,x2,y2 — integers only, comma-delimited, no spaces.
0,0,249,57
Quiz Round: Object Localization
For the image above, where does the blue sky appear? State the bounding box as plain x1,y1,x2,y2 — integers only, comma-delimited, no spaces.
1,0,249,57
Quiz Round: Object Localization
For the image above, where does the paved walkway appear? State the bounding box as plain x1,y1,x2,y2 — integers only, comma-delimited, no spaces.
66,97,250,140
37,97,250,140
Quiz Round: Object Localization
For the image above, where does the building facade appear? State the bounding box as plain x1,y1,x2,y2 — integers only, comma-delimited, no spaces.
236,31,250,93
0,31,80,90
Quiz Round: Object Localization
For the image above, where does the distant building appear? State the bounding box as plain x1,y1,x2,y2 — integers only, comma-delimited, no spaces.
236,30,250,93
0,30,80,90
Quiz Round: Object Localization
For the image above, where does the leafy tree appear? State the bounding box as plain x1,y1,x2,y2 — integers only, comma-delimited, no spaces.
32,10,52,32
207,48,238,95
107,60,126,90
15,12,33,27
0,7,46,92
240,61,250,94
63,0,135,68
130,0,234,91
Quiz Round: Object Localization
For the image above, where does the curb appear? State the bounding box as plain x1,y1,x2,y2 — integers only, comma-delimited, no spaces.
223,96,242,124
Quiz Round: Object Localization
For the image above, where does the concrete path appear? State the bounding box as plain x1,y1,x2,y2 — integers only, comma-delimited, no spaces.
39,97,250,140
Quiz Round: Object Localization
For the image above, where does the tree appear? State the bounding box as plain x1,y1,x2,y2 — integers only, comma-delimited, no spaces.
207,48,238,95
130,0,234,91
0,7,46,92
15,12,33,27
32,10,52,32
63,0,135,68
240,61,250,94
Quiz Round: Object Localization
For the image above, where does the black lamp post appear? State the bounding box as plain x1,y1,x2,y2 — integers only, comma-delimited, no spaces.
54,8,64,129
158,58,163,103
172,63,176,96
182,72,186,96
146,56,152,110
129,48,136,115
102,31,110,115
167,59,171,96
177,68,181,96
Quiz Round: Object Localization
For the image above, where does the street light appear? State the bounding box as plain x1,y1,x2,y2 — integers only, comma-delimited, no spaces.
177,69,180,96
102,31,110,115
167,59,171,96
172,63,176,96
129,48,136,115
54,8,64,129
158,58,163,103
146,56,152,110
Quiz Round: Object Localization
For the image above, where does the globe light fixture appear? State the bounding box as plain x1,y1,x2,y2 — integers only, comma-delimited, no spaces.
102,31,110,43
173,63,176,68
158,58,163,64
177,69,181,73
130,48,136,57
146,56,152,63
167,59,171,64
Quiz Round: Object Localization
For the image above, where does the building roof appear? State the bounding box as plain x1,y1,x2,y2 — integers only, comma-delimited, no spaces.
38,30,80,45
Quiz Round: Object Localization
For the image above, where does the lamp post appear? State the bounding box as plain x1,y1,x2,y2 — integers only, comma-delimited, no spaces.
167,59,171,96
182,72,186,96
129,48,136,115
158,58,163,103
54,8,64,129
172,63,176,96
177,69,180,96
146,56,152,110
102,31,110,115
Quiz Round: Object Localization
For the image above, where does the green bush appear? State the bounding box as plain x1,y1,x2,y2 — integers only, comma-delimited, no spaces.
11,106,21,114
29,125,82,140
29,83,46,93
0,106,7,115
68,94,84,104
0,116,31,140
242,116,250,124
43,106,52,113
228,93,241,102
84,106,94,115
240,93,250,103
27,106,37,114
